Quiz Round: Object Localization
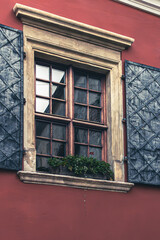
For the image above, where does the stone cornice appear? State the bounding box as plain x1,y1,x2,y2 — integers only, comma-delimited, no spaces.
113,0,160,16
13,3,134,51
17,171,134,193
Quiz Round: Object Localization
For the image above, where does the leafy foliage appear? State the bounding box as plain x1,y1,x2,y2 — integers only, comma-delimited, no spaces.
48,155,114,180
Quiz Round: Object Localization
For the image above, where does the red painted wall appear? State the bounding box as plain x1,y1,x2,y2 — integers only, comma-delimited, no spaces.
0,1,160,240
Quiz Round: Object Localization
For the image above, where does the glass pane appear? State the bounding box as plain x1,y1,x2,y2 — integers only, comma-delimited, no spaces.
36,64,49,80
36,121,50,138
52,68,65,83
89,92,101,107
36,98,50,113
52,100,65,116
74,89,87,104
74,72,87,88
36,81,49,97
36,156,50,170
75,128,88,143
89,147,101,160
74,105,87,120
36,139,50,155
52,142,66,156
89,77,101,91
89,108,101,122
52,84,65,99
75,144,88,157
52,124,66,140
89,130,101,146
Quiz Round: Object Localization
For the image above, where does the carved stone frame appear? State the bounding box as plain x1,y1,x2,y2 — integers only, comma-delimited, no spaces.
14,4,134,184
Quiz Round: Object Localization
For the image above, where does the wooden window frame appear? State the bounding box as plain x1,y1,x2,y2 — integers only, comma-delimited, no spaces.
35,61,107,164
14,3,134,182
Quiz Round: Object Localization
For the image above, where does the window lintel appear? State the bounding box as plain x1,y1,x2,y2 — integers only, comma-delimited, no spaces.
13,3,134,51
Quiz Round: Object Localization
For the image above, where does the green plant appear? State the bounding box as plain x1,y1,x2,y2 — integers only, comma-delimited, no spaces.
48,155,114,180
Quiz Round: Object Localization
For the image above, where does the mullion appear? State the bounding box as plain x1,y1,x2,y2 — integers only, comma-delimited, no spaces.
87,74,89,120
50,65,52,114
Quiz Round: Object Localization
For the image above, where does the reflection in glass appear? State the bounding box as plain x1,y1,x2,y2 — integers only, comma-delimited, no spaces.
89,147,101,160
36,156,50,169
89,92,101,106
52,84,65,99
75,144,88,157
52,124,66,140
36,139,50,155
36,64,49,80
89,130,101,146
89,77,101,91
74,89,87,104
52,100,65,116
74,72,87,88
52,142,66,156
74,105,87,120
36,98,50,113
36,121,50,138
52,68,65,83
36,81,49,97
75,128,88,143
89,108,101,122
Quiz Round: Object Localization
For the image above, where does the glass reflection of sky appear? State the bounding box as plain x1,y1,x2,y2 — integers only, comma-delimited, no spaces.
36,81,49,97
36,65,49,80
36,98,49,113
52,68,65,83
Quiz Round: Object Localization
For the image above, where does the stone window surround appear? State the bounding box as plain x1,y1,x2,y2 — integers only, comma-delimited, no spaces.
113,0,160,16
13,3,134,192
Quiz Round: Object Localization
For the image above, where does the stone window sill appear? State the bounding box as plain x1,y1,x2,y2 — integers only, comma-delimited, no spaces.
17,171,134,193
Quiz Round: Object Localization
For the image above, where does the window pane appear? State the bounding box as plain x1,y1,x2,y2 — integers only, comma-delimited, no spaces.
74,72,87,88
36,121,50,138
52,124,66,140
36,139,50,155
36,64,49,80
89,130,101,146
52,84,65,99
89,77,101,91
74,89,87,104
75,144,88,157
89,92,101,107
75,128,88,143
89,147,101,160
89,108,101,122
52,68,65,83
36,98,50,113
36,81,49,97
52,142,66,156
37,156,50,170
74,105,87,120
52,100,65,116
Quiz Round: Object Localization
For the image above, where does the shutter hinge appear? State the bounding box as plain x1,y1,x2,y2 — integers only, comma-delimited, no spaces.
122,118,126,123
121,75,125,80
123,156,128,162
23,98,26,105
23,149,26,156
23,52,26,59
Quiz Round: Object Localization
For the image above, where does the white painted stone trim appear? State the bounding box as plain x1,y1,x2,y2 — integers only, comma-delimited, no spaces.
17,171,134,193
113,0,160,16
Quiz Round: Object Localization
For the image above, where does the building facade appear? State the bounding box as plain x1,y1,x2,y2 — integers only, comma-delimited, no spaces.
0,0,160,239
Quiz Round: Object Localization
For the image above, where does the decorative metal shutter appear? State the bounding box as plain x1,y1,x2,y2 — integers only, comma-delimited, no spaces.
125,61,160,185
0,24,23,170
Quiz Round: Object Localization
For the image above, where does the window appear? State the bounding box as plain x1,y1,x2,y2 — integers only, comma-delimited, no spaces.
14,3,134,184
35,61,107,171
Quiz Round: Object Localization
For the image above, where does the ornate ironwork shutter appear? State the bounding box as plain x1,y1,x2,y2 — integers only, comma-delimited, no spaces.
125,61,160,185
0,24,23,170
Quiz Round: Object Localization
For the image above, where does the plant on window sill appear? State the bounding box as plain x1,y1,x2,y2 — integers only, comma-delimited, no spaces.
37,156,114,181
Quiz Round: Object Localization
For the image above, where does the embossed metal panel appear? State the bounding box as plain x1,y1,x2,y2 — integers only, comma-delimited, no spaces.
125,61,160,185
0,24,23,170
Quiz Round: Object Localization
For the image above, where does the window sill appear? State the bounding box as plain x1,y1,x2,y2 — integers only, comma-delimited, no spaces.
17,171,134,193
